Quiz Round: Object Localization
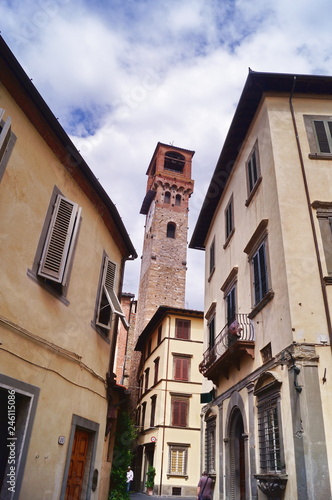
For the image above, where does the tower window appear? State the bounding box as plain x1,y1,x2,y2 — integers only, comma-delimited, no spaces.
175,194,181,206
164,151,185,173
167,222,176,238
164,191,171,204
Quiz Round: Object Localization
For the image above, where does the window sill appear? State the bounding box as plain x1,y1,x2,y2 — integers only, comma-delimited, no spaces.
324,276,332,285
167,474,188,479
245,176,262,207
27,269,69,305
223,228,235,249
248,290,275,319
309,153,332,160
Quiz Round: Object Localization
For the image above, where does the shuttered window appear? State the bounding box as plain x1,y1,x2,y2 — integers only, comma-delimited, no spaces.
171,397,189,427
175,319,191,339
252,242,268,305
96,255,129,332
0,108,16,181
38,195,81,285
173,357,189,381
247,146,260,193
313,120,332,153
168,445,188,475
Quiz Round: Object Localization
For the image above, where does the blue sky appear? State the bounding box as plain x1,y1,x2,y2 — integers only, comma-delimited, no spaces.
1,0,332,310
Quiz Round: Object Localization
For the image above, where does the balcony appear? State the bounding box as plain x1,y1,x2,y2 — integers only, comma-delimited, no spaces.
199,313,255,383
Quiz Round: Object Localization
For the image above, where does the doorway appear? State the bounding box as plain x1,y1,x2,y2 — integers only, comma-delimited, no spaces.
65,429,89,500
229,408,246,500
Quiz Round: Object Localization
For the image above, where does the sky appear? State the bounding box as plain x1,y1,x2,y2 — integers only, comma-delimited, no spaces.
1,0,332,311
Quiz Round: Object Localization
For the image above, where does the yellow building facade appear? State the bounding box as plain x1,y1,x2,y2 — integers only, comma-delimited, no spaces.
191,71,332,499
134,306,203,496
0,37,136,500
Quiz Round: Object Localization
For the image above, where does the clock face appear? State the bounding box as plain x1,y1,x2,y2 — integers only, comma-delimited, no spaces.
146,201,155,232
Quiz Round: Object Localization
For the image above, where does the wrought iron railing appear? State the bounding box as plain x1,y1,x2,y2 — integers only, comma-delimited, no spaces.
200,313,254,375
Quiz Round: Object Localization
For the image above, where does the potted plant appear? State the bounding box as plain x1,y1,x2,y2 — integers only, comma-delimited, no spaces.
145,465,156,495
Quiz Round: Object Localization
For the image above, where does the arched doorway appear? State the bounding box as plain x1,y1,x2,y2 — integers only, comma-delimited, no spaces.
229,408,246,500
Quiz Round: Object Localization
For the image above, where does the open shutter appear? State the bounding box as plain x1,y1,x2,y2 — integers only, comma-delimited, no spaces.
0,111,12,161
38,195,80,283
96,257,129,330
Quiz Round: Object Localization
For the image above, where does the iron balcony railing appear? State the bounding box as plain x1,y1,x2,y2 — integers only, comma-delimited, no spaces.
200,313,255,376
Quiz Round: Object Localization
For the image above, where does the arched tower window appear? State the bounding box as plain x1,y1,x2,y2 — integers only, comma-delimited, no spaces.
164,191,171,204
164,151,185,173
167,222,176,238
175,194,181,206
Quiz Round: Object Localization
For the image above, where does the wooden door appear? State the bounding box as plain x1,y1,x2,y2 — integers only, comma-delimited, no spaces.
65,429,89,500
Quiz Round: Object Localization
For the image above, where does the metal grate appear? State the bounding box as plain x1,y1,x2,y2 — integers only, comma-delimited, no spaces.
257,396,281,472
172,487,182,495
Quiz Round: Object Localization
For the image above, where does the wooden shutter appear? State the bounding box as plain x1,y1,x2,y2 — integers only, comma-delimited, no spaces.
0,110,12,161
314,120,331,153
172,399,188,427
175,319,190,339
174,357,189,381
38,195,81,283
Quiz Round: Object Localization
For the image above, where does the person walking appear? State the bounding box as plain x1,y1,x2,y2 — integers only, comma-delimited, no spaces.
126,466,134,492
197,471,213,500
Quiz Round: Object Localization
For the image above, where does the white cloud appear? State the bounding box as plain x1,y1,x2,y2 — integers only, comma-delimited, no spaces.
1,0,332,310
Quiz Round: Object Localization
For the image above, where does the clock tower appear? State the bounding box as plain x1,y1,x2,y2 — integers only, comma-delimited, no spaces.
135,142,195,335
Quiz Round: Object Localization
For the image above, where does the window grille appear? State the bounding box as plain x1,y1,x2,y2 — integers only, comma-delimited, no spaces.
257,396,281,472
205,418,216,473
168,446,188,475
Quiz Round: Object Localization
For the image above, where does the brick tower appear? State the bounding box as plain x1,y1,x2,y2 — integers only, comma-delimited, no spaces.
135,142,195,335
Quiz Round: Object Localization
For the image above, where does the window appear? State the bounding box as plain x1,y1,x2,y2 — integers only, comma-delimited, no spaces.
244,220,274,316
0,108,16,181
205,417,216,474
175,319,191,339
171,395,189,427
173,356,190,381
254,374,285,474
209,238,215,276
157,325,162,344
208,315,215,349
164,191,171,203
168,444,189,476
245,143,261,205
28,190,81,299
175,194,181,206
147,338,152,356
252,242,269,305
312,201,332,279
154,357,160,385
150,395,157,427
304,115,332,157
164,151,185,173
144,368,150,392
95,254,128,335
141,402,147,430
225,195,234,242
167,222,176,238
226,286,236,325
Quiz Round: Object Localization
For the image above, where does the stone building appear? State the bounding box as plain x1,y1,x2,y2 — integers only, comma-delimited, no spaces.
190,70,332,499
132,143,204,496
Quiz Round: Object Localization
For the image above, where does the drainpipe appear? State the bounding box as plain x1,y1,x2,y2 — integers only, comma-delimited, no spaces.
289,76,332,343
159,315,171,495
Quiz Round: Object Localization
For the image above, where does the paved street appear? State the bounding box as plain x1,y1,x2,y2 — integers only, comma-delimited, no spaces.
129,492,196,500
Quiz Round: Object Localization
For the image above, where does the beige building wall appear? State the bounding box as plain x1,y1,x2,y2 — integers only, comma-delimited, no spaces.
0,44,136,500
135,309,203,497
192,73,332,500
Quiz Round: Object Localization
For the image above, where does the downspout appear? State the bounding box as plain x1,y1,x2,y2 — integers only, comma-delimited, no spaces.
159,314,171,495
289,76,332,343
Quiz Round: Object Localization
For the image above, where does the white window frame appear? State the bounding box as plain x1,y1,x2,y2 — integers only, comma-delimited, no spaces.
168,443,189,477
